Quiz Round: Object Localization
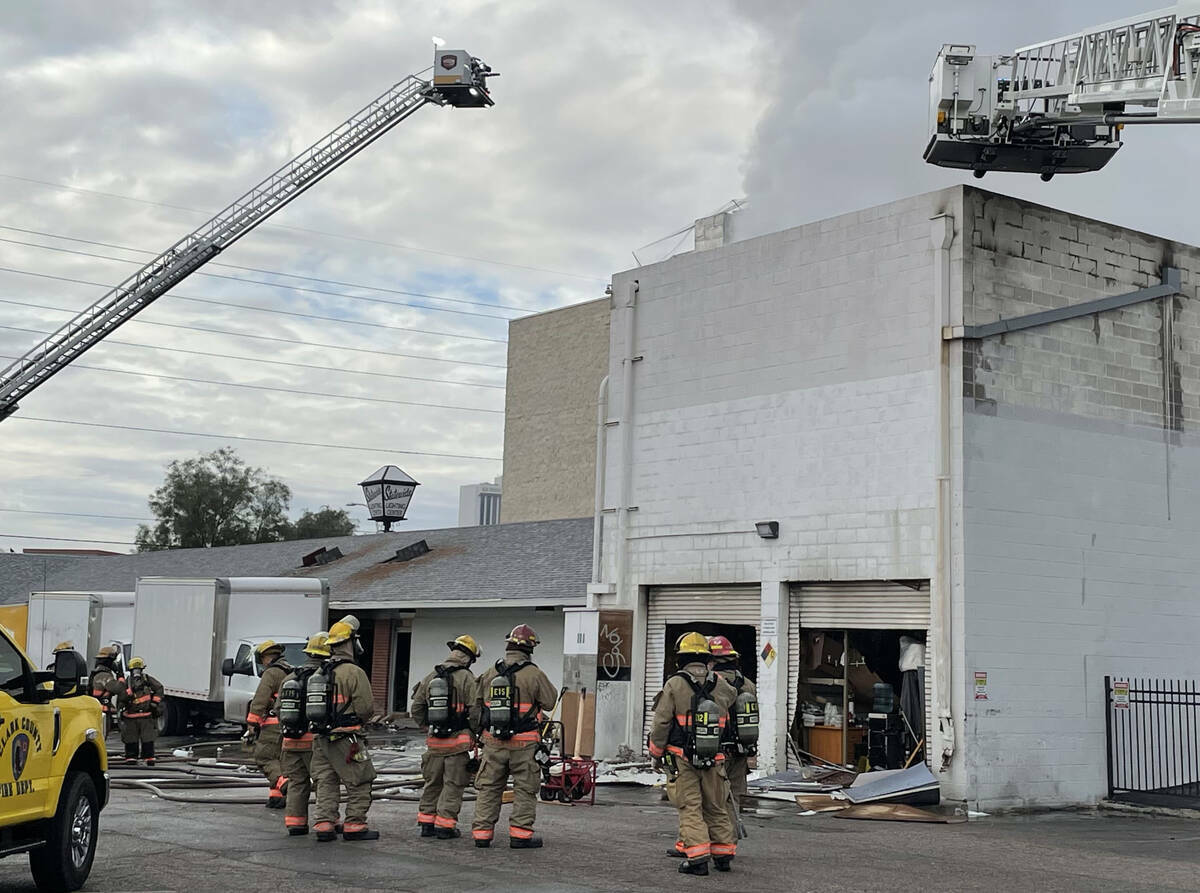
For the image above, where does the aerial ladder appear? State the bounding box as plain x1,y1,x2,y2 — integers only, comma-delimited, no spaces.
925,2,1200,179
0,48,496,422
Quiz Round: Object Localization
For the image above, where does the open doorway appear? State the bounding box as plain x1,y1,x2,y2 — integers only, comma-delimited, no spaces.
660,622,757,689
392,629,412,713
791,628,926,770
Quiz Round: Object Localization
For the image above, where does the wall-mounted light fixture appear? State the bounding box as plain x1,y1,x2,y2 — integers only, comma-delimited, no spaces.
755,521,779,539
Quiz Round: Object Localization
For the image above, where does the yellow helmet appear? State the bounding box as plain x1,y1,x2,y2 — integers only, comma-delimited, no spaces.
128,656,146,670
52,641,75,654
675,632,711,657
326,621,354,645
255,640,284,658
447,634,482,659
95,645,119,660
303,632,331,657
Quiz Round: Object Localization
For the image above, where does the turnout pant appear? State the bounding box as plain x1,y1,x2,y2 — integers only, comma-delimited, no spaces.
312,734,377,834
120,716,157,760
280,746,314,831
418,750,470,831
674,759,736,864
471,743,540,843
254,724,286,805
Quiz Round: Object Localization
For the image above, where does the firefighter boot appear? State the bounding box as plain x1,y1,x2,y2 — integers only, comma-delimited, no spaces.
679,858,710,876
510,834,543,849
419,822,436,837
713,855,733,872
435,827,461,840
315,821,338,843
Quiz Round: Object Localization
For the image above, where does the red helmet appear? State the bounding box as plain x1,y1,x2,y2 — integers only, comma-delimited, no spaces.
506,624,540,650
707,636,738,659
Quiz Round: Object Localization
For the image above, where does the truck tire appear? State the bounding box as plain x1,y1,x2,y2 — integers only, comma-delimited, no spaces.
162,698,182,736
29,770,99,893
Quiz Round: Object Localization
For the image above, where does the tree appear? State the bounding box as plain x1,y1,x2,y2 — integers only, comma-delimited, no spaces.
135,448,292,551
285,506,357,541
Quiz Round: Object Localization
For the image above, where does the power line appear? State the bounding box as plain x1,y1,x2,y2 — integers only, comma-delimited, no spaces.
0,266,509,345
0,533,137,546
0,353,505,415
0,508,153,522
0,303,508,369
10,416,503,462
0,323,504,389
0,231,531,319
0,172,606,283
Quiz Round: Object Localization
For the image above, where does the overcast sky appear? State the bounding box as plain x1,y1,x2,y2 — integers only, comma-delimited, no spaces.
1,0,1195,551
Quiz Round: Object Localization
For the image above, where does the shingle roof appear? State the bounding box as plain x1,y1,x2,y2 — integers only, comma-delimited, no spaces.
0,518,593,608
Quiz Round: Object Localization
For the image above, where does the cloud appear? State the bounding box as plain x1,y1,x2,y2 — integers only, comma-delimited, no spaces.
0,0,761,548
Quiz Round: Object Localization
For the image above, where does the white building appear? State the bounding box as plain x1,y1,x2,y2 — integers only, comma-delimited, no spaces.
458,476,503,527
565,185,1200,811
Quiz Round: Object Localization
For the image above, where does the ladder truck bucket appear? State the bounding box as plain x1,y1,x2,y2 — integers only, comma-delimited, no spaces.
432,50,496,107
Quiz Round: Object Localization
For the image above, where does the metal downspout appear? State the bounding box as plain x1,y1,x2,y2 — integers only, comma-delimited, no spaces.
615,281,638,606
590,374,610,600
930,215,956,770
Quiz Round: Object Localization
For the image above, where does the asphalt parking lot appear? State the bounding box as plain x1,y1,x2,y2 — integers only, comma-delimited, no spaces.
3,753,1200,893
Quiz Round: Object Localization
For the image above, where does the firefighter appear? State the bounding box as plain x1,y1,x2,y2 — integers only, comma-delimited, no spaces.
649,632,738,876
709,635,758,814
120,657,164,765
244,640,293,808
311,619,379,842
89,645,125,738
278,632,330,836
471,624,558,850
411,634,482,839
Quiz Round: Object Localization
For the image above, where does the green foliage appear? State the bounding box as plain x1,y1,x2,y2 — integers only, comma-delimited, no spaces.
135,448,294,551
285,506,356,541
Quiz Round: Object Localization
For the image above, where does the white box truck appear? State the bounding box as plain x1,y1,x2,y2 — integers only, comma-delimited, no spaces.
27,591,135,673
132,577,329,734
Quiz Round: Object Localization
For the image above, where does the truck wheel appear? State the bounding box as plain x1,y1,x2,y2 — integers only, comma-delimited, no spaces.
29,771,99,892
162,699,182,736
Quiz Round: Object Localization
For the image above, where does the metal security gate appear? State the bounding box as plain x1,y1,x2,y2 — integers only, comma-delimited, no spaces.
642,585,760,750
1106,677,1200,808
786,582,931,769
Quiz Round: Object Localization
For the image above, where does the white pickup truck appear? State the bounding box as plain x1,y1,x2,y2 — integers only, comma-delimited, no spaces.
132,577,329,734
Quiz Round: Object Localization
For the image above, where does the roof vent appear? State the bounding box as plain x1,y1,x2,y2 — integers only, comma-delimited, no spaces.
301,546,344,568
388,539,431,563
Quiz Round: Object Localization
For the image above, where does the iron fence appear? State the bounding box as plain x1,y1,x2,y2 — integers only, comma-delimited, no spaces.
1106,676,1200,808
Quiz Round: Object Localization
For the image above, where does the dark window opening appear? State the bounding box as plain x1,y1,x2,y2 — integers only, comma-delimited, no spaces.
660,622,758,689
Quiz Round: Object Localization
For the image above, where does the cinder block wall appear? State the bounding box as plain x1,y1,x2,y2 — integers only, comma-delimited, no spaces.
959,187,1200,809
604,190,962,587
502,298,610,524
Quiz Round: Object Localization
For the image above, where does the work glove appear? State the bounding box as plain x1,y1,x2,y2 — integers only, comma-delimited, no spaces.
651,755,663,773
242,725,259,747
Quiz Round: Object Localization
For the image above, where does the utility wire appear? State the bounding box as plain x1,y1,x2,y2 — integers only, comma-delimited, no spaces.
0,353,505,415
9,416,503,462
0,323,504,389
0,232,529,320
0,305,508,369
0,172,606,283
0,508,153,522
0,533,137,546
0,266,509,345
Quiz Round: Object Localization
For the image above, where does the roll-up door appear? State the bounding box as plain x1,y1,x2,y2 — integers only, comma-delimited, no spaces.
642,585,760,751
785,582,931,769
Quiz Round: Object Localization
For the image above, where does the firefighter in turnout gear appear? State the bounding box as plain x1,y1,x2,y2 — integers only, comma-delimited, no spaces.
120,657,164,765
90,645,124,738
411,634,482,839
709,635,758,815
471,624,558,850
649,632,738,876
277,632,329,836
246,640,292,808
311,620,380,842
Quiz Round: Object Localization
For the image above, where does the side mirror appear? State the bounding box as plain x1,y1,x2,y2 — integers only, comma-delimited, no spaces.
221,657,235,678
53,650,88,698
